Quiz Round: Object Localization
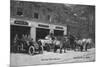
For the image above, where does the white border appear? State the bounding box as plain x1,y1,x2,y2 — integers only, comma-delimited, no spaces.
0,0,98,67
19,0,95,5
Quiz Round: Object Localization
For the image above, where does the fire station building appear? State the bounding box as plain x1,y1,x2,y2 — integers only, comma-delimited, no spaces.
10,1,67,42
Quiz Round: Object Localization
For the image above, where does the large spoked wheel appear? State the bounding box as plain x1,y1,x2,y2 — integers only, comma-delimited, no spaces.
28,46,35,55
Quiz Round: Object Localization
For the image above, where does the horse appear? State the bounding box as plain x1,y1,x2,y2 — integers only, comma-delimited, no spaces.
74,38,94,51
53,36,70,53
74,39,84,51
82,38,94,51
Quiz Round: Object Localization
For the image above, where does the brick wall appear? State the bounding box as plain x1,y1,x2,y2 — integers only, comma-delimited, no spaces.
10,0,95,39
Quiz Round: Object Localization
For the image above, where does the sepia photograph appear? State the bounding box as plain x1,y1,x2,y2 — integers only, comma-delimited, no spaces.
10,0,95,66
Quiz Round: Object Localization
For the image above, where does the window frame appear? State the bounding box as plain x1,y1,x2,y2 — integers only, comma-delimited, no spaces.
16,7,24,16
34,12,39,19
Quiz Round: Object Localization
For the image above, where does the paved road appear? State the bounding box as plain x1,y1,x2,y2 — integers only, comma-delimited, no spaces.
10,48,95,66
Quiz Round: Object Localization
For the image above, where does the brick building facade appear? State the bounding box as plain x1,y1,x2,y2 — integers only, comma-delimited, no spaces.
10,0,68,42
10,0,95,40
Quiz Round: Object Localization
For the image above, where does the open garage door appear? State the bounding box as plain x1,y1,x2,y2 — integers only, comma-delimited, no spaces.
36,28,50,41
54,30,64,36
10,25,30,44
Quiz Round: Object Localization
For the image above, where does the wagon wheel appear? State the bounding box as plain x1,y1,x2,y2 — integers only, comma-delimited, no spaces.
28,46,35,55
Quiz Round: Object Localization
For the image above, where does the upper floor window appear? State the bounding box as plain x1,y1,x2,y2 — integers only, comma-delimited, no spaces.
46,15,52,22
47,15,50,20
34,12,39,19
16,7,23,16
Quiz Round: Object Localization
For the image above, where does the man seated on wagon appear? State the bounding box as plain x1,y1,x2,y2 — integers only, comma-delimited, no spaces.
45,34,52,40
45,33,55,40
45,32,56,47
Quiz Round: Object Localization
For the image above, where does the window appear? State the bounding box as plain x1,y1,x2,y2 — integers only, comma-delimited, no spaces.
34,13,39,19
46,15,51,22
47,15,50,20
16,7,23,16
